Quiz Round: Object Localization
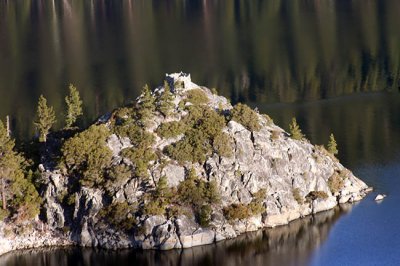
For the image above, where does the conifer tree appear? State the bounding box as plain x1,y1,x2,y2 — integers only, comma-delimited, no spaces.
158,81,175,117
137,84,156,122
34,95,56,142
327,133,338,155
65,84,83,128
289,117,304,140
0,120,40,219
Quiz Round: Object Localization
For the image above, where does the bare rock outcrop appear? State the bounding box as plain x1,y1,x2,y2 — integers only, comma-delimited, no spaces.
0,72,370,255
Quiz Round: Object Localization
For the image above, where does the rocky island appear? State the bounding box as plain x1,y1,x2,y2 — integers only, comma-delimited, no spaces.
0,73,369,256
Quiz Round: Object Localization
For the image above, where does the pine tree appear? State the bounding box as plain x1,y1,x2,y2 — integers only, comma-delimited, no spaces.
158,81,175,117
0,120,15,211
137,84,156,122
327,133,338,155
289,117,304,140
0,120,40,220
155,175,171,199
65,84,83,128
34,95,56,142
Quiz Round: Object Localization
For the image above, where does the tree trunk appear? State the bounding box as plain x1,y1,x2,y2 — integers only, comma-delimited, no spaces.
1,177,5,210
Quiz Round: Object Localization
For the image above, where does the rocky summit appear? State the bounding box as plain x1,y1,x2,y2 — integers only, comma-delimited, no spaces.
0,73,369,255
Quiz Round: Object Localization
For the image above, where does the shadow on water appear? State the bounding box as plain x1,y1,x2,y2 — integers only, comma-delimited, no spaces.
0,205,356,266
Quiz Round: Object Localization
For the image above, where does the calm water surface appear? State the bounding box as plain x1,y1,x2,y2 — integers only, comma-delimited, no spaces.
1,0,400,137
1,0,400,265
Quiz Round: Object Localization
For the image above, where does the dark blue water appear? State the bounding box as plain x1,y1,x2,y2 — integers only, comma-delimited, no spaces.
310,162,400,266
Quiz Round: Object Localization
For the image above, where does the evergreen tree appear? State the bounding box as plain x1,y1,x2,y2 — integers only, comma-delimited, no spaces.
65,84,83,128
155,175,172,199
0,120,40,220
137,84,156,122
61,125,112,187
157,81,175,117
327,133,338,155
34,95,56,142
289,117,304,140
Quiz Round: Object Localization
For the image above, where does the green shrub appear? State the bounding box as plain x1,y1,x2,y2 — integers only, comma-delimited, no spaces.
230,103,261,132
223,189,266,221
118,125,156,179
249,189,266,215
199,205,212,227
143,199,166,216
0,208,10,221
197,108,226,138
11,171,42,222
292,188,303,204
164,129,210,164
66,194,76,206
60,125,112,187
262,114,274,125
178,100,185,110
167,205,191,219
205,180,221,205
223,203,252,221
185,89,209,105
177,169,206,207
105,164,133,191
174,80,184,89
213,133,233,158
98,202,137,231
328,173,344,193
271,130,280,140
164,106,228,163
175,169,221,226
156,121,187,139
143,176,174,216
306,191,329,201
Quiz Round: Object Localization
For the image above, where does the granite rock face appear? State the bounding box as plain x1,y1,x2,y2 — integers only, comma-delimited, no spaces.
0,72,370,255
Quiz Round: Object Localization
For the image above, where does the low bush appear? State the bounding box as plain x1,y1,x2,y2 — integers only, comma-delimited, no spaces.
156,121,187,139
175,169,220,226
292,188,303,204
143,176,174,216
271,130,280,140
198,205,212,227
60,124,112,188
223,203,252,221
306,191,329,201
213,133,233,158
328,172,344,193
98,202,137,232
185,89,209,105
223,189,266,221
164,106,229,163
230,103,261,132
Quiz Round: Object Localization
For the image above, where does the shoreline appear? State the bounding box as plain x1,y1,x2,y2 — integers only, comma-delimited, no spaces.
0,188,371,257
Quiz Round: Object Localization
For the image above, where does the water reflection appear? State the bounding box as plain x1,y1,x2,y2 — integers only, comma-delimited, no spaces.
1,0,400,137
262,93,400,170
0,206,353,266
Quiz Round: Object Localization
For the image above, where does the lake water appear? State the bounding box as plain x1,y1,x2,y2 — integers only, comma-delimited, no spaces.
1,0,400,265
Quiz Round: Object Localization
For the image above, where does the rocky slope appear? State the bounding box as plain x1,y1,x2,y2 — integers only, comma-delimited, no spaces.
0,73,369,255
